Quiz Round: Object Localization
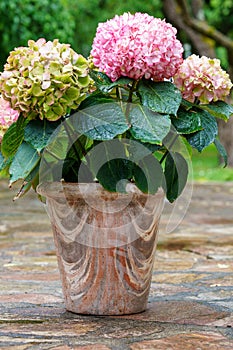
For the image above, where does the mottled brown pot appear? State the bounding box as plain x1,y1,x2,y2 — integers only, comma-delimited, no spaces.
37,182,165,315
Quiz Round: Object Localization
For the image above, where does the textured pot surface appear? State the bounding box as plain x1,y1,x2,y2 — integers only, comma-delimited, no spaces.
37,182,165,315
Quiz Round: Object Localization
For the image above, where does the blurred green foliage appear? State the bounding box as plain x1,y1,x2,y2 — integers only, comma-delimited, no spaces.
0,0,76,69
204,0,233,36
204,0,233,70
191,144,233,182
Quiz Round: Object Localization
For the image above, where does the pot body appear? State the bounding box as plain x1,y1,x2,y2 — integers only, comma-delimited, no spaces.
37,182,164,315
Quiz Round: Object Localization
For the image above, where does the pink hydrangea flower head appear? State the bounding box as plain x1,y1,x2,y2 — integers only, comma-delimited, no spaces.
0,95,19,142
91,12,184,82
173,54,233,104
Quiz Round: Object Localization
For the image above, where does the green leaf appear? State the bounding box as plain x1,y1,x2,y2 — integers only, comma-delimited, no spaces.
89,70,133,93
89,70,112,85
61,136,94,182
12,165,40,200
128,140,162,155
214,138,228,167
24,119,61,152
129,104,171,144
181,99,194,110
164,152,188,203
185,111,218,152
133,155,165,194
13,181,34,200
172,109,203,134
9,142,40,185
38,125,70,183
72,102,129,140
137,80,182,115
198,101,233,121
78,92,115,110
100,77,134,94
62,158,81,182
0,151,9,174
0,149,15,177
97,158,133,192
39,124,94,183
0,151,4,171
1,115,28,157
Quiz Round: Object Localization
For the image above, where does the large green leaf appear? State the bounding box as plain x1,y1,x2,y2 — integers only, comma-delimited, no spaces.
129,104,171,144
1,115,28,157
9,142,40,185
172,109,203,134
164,152,188,203
198,101,233,121
24,119,61,152
185,110,218,152
137,80,182,115
72,102,129,140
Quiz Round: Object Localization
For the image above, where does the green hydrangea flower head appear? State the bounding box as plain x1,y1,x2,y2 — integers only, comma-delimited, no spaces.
0,38,91,121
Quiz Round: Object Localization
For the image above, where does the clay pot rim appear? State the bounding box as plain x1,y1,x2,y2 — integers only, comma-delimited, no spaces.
36,181,164,200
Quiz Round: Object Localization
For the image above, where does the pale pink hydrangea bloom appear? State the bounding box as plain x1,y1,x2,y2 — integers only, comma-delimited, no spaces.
91,12,184,82
174,54,233,104
0,96,19,142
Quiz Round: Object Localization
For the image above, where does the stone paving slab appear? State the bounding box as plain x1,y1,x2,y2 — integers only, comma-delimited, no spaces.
0,180,233,349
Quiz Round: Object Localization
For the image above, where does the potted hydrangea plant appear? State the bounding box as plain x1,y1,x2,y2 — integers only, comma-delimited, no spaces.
0,12,232,315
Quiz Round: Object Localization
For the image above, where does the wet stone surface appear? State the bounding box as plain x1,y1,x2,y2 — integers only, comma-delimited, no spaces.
0,180,233,349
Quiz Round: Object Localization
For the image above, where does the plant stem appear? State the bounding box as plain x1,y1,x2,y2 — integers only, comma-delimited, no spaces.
127,80,138,103
116,86,120,100
125,80,138,124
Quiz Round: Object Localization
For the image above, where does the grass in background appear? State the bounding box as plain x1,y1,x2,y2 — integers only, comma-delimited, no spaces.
191,144,233,182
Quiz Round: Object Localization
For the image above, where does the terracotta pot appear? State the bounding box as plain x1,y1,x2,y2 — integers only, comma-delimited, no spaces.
37,182,165,315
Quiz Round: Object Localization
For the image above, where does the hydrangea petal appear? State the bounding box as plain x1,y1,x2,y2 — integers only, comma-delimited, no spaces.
0,95,19,142
174,54,233,103
91,12,184,82
0,39,91,121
